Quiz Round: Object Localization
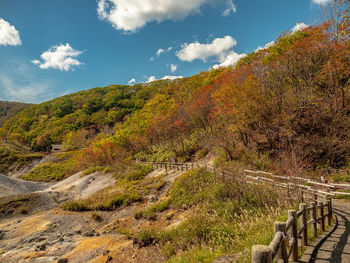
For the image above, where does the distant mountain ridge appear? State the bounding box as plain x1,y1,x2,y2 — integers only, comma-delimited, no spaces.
0,101,32,127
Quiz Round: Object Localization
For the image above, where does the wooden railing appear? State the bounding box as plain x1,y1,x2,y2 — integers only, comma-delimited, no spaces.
138,161,340,262
252,196,333,263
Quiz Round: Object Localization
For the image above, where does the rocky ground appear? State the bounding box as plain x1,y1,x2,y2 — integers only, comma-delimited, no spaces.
0,166,186,263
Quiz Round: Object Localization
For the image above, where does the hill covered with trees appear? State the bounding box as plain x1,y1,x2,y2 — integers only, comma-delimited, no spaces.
1,5,350,173
0,101,32,127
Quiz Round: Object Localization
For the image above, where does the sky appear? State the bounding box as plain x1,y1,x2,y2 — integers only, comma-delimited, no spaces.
0,0,332,103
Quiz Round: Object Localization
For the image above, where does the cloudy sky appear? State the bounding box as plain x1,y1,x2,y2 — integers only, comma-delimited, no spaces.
0,0,331,103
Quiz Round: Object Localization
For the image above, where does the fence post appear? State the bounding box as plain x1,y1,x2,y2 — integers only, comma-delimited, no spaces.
310,201,317,238
288,210,298,262
326,195,332,225
165,163,168,174
313,190,318,202
274,222,288,262
320,202,325,231
301,190,305,203
252,245,272,263
300,203,308,246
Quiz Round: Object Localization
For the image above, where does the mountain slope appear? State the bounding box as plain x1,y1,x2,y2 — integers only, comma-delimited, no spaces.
0,101,32,127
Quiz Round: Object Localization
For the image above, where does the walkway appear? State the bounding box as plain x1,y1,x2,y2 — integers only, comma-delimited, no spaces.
301,200,350,262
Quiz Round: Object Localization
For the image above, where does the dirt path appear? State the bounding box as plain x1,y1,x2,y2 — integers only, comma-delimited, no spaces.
301,200,350,263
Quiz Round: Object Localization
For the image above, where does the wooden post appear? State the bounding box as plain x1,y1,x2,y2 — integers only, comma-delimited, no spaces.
310,201,318,238
326,195,332,225
165,163,168,174
300,203,308,246
289,210,298,262
274,222,288,262
301,190,305,203
320,202,325,231
252,245,272,263
192,163,194,169
325,200,331,226
313,190,318,202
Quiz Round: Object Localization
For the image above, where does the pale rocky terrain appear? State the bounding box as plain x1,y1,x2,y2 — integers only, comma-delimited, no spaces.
0,165,186,263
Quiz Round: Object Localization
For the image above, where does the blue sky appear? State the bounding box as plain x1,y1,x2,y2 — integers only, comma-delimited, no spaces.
0,0,330,103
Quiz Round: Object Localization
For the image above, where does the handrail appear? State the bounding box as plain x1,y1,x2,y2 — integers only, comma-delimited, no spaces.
137,160,335,263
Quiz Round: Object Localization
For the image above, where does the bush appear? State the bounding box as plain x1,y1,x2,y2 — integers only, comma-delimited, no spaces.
91,212,102,222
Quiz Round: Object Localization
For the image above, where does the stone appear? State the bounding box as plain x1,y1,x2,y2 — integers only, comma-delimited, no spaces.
57,259,68,263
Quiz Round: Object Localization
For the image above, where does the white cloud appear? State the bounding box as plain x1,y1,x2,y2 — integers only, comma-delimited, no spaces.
31,59,41,65
312,0,332,5
0,18,22,46
146,76,157,83
128,78,136,84
167,46,173,52
157,48,165,56
161,75,183,80
170,64,177,72
97,0,237,32
0,75,50,103
177,36,237,62
211,51,246,69
222,0,236,16
255,41,275,52
32,43,83,71
145,75,183,83
291,22,309,33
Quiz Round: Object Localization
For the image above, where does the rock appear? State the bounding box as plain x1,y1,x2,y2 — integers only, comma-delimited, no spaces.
57,259,68,263
102,249,110,255
37,243,48,251
84,230,97,237
74,230,82,235
106,255,113,262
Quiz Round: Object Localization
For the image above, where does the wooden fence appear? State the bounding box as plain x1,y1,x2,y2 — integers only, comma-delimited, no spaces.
138,161,342,262
252,195,333,263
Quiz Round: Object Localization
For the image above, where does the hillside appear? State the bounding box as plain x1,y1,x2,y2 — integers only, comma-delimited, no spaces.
0,101,32,127
0,12,349,263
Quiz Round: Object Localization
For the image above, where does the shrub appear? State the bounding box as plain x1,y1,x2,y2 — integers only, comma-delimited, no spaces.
91,212,102,222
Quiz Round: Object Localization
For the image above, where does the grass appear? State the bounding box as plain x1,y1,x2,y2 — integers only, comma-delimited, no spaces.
0,144,43,173
130,168,293,263
83,166,105,175
134,199,170,220
61,163,158,212
0,194,38,217
61,192,142,211
22,151,79,182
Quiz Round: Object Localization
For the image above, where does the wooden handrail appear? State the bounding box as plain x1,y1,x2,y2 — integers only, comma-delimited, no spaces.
136,160,335,263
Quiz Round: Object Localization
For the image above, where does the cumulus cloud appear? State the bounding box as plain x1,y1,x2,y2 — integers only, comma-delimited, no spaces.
211,51,246,69
97,0,237,32
128,78,136,84
254,41,275,52
177,36,237,62
146,76,157,83
291,22,309,33
170,64,177,72
145,75,183,83
32,43,83,71
161,75,183,80
312,0,332,4
0,18,22,46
